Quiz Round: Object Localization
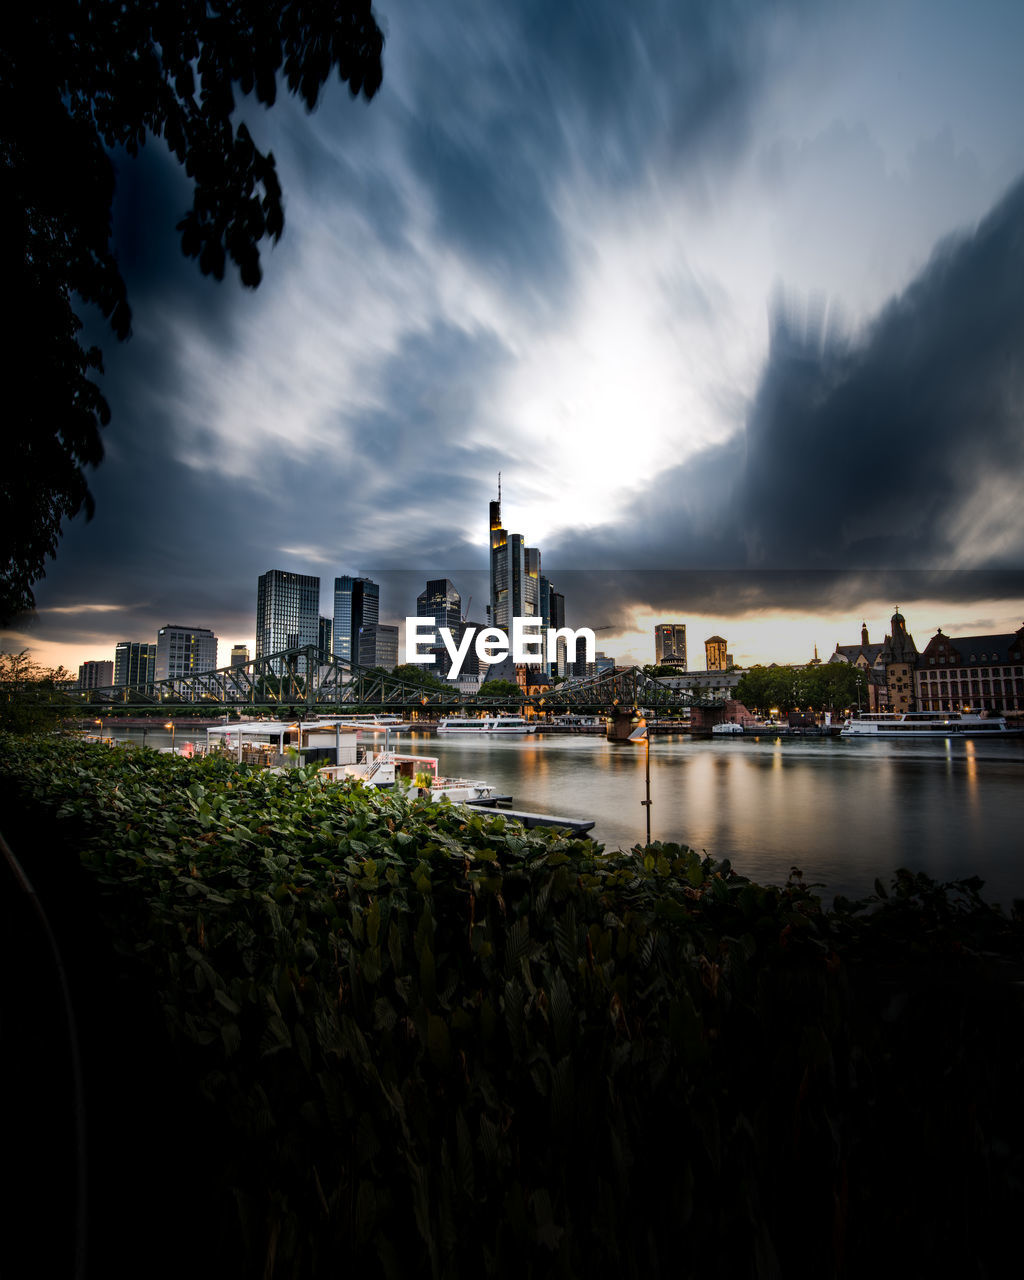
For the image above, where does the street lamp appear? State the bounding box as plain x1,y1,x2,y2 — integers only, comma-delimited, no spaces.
164,721,175,752
629,713,652,847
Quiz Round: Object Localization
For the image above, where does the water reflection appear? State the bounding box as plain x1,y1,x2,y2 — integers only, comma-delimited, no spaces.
101,726,1024,906
403,732,1024,906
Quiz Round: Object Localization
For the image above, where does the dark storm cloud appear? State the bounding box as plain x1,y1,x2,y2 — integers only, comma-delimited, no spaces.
17,317,508,652
396,0,801,299
544,174,1024,627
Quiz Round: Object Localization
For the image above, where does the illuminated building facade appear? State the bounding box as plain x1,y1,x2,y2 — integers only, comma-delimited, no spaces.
114,642,156,687
705,635,728,671
156,625,218,680
488,484,540,631
916,624,1024,712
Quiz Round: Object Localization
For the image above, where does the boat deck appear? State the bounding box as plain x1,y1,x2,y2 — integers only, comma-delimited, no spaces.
464,800,595,834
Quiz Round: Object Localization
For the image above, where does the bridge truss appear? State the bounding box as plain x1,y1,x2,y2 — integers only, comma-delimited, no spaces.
42,647,716,714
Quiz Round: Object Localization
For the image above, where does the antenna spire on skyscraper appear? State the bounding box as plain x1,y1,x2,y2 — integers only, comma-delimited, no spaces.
498,470,501,502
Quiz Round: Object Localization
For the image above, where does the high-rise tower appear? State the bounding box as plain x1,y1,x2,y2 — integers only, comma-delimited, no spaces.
333,576,380,665
488,479,540,630
256,570,320,663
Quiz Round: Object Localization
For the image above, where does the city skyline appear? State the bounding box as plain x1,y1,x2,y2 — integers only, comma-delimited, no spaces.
4,0,1024,670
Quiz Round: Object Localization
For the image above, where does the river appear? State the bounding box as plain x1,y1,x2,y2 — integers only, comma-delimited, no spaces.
400,729,1024,907
106,725,1024,907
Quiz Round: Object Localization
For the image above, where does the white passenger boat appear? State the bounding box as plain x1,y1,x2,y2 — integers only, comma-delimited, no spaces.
317,751,499,803
711,722,744,736
840,711,1018,737
436,715,531,734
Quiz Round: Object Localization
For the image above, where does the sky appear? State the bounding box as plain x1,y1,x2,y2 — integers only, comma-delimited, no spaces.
5,0,1024,674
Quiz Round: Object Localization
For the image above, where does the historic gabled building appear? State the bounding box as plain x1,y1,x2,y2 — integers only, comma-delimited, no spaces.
829,612,918,712
878,609,918,713
916,624,1024,712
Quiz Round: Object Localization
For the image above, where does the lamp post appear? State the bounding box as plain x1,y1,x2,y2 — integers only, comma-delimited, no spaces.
629,713,651,847
164,720,175,753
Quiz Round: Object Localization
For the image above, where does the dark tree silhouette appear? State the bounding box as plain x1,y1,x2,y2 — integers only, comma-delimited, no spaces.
1,2,383,622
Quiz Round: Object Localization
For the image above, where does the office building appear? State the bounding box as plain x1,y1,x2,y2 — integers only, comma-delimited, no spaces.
155,626,218,680
113,642,156,688
78,660,113,690
654,624,687,668
319,616,333,656
333,576,379,664
256,570,320,661
705,636,728,671
358,623,399,670
230,644,249,667
547,584,566,677
416,578,462,675
489,483,540,631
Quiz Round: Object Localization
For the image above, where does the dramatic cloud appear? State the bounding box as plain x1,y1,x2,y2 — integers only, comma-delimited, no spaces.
543,175,1024,627
7,0,1024,668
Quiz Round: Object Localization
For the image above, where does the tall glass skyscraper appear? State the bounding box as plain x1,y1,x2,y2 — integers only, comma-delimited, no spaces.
416,578,462,675
255,570,320,664
489,485,539,630
333,576,379,664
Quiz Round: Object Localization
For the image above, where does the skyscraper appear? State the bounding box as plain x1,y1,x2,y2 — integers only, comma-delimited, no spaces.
333,576,379,664
416,578,462,675
548,584,566,677
358,623,399,669
155,626,218,680
114,641,157,688
654,624,687,668
230,644,249,667
489,482,540,630
255,570,320,662
319,616,333,656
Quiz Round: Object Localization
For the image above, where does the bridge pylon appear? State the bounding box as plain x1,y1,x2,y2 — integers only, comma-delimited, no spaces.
606,707,637,741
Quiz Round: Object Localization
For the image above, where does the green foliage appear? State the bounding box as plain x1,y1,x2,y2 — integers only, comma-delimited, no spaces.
736,663,870,717
796,659,869,711
0,649,74,732
734,664,797,715
390,664,452,692
476,679,523,701
1,2,383,621
2,733,1023,1278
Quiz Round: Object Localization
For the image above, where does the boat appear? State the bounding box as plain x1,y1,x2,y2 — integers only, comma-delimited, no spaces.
711,722,744,736
317,751,500,803
436,715,531,734
840,710,1019,737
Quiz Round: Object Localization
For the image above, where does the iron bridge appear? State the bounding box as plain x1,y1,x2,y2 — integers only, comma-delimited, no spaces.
43,646,715,713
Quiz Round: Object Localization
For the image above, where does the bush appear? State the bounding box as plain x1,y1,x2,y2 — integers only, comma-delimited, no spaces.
2,733,1022,1278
